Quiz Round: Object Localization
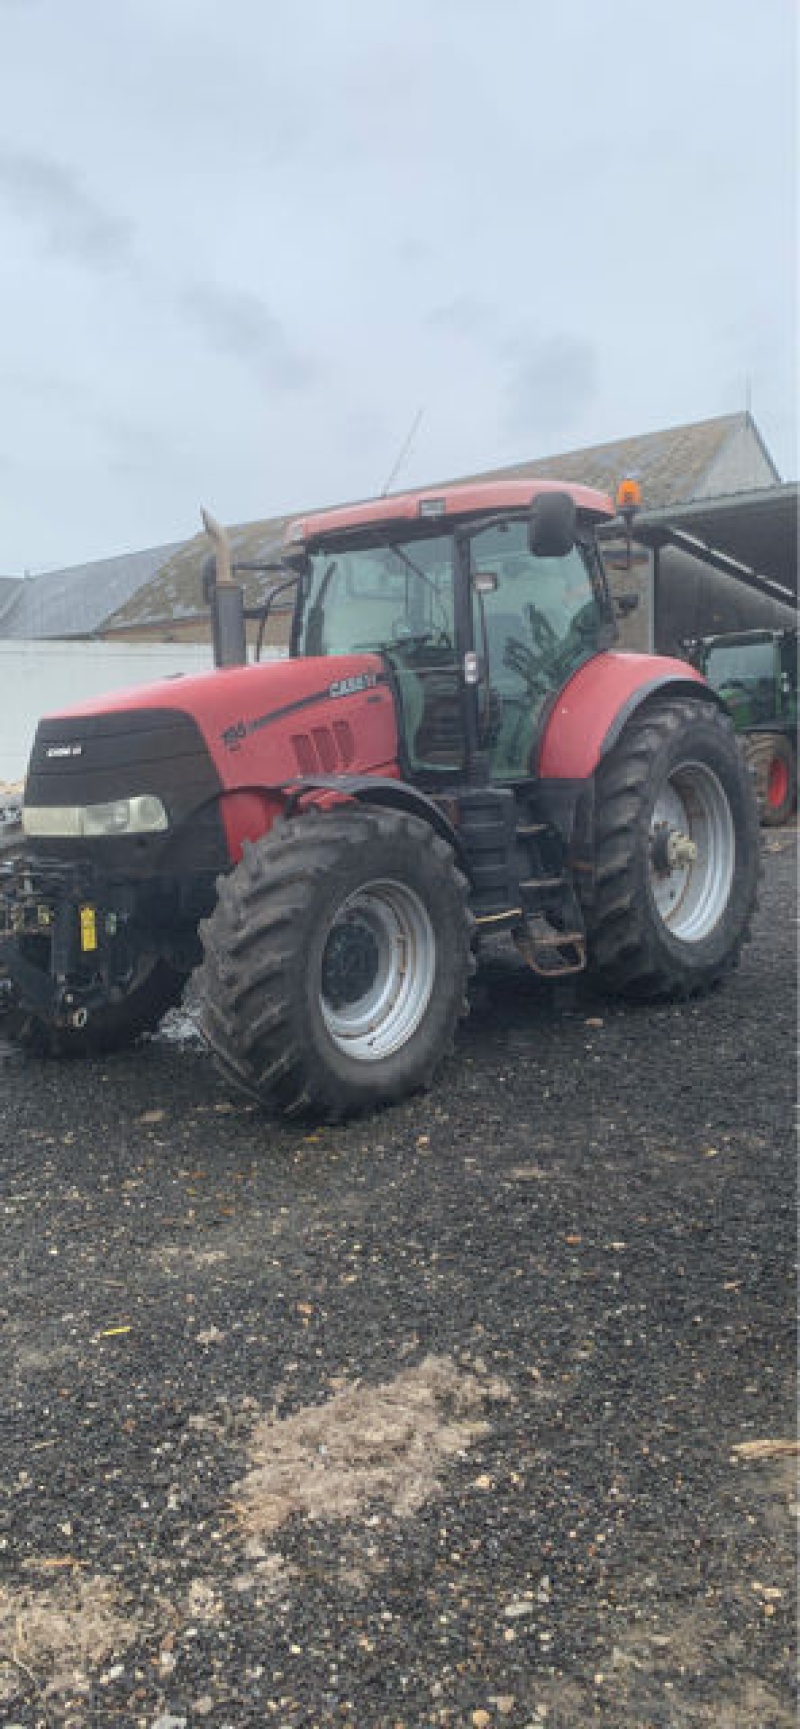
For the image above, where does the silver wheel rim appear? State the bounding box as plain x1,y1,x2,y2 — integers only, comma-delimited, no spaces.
649,759,735,941
320,878,436,1061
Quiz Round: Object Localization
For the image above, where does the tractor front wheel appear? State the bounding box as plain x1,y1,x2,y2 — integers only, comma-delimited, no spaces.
583,697,759,999
196,807,474,1119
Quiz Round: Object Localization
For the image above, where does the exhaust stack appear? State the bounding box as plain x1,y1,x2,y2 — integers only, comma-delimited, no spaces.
201,507,247,668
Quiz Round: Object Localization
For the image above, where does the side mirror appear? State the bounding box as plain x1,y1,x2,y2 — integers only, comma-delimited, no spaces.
528,491,577,559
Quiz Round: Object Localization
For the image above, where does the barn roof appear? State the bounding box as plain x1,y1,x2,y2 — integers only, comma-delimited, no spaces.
441,411,778,509
103,412,773,635
0,541,184,639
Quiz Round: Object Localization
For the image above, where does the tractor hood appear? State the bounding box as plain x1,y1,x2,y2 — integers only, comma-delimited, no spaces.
22,654,400,869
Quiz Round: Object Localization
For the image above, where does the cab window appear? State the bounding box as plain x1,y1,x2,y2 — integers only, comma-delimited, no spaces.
470,519,606,780
296,535,463,773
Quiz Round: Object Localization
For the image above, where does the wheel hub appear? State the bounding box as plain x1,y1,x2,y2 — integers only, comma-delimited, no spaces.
322,917,381,1009
651,825,699,874
768,755,790,808
648,761,735,941
319,878,437,1062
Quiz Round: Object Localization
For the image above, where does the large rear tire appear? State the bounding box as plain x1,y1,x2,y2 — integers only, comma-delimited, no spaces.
582,697,759,999
195,807,474,1119
744,732,796,827
6,958,187,1056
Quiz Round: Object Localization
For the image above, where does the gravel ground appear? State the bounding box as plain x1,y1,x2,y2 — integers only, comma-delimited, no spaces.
1,830,796,1729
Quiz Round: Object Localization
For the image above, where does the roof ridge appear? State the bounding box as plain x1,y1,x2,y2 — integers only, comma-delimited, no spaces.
32,537,187,582
491,411,748,474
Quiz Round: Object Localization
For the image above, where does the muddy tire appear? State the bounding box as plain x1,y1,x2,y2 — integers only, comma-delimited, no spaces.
582,697,759,999
7,958,187,1056
195,807,474,1120
744,733,796,827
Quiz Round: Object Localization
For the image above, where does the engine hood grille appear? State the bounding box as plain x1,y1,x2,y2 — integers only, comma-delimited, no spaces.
23,707,226,875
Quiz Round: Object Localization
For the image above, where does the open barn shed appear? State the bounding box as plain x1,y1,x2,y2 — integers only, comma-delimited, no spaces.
638,483,797,652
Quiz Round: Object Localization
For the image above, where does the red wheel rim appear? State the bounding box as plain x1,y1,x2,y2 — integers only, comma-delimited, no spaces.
767,755,789,809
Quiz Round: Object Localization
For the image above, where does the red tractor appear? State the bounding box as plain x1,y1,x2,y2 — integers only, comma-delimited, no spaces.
1,478,759,1118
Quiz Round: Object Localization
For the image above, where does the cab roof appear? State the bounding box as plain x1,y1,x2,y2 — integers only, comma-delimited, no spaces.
284,477,615,548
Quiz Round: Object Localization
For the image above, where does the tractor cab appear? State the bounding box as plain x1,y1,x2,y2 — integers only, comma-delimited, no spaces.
286,480,616,786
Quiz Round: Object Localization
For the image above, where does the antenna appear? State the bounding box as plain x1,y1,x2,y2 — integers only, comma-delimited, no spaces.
380,406,424,496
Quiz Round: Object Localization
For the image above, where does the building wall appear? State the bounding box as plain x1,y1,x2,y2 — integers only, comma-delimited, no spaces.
2,638,291,783
101,608,294,649
600,539,654,652
2,639,206,783
101,618,219,644
698,420,779,497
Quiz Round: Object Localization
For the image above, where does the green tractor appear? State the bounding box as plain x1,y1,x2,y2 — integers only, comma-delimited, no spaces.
688,629,797,826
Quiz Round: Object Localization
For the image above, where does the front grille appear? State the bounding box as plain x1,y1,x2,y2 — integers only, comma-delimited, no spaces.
23,707,228,877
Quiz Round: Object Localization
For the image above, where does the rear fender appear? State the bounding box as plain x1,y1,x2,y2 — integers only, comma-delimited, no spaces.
537,652,718,780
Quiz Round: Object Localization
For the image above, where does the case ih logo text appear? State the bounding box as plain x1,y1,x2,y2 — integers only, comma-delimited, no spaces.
328,672,377,699
45,744,83,758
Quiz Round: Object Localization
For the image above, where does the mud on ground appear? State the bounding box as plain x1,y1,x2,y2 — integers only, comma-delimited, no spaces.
0,831,796,1728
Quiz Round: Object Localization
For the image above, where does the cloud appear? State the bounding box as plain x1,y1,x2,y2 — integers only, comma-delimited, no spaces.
426,295,497,339
0,366,94,413
182,282,321,393
503,333,598,441
0,146,131,266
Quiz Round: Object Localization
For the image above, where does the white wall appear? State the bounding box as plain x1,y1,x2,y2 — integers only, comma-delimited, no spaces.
0,639,218,783
700,421,779,496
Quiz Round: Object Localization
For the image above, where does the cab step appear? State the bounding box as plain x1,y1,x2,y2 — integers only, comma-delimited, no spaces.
513,917,586,978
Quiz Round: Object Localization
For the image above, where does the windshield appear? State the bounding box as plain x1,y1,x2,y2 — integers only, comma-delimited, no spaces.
704,639,775,688
296,534,454,659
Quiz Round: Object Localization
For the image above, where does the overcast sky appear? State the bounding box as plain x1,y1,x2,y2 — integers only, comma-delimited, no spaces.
0,0,796,573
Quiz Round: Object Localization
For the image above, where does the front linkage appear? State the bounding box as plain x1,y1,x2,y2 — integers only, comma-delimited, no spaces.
0,855,204,1043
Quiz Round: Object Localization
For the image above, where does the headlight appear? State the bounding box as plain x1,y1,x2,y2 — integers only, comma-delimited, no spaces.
23,795,169,838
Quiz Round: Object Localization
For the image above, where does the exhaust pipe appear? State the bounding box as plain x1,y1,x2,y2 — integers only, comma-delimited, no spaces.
201,507,248,668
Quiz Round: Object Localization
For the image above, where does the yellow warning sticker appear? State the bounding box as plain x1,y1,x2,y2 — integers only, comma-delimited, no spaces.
79,905,98,951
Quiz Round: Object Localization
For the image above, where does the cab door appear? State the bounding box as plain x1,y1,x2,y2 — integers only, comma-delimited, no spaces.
470,520,607,781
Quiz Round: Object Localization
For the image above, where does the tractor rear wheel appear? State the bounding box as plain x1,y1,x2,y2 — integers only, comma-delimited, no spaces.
583,697,759,999
744,733,796,827
196,807,474,1119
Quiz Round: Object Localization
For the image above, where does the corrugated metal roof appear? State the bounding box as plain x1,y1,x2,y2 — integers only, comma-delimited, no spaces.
100,413,781,634
0,541,185,639
637,482,798,604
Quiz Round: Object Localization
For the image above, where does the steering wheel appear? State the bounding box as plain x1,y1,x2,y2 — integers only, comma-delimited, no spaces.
391,624,452,651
